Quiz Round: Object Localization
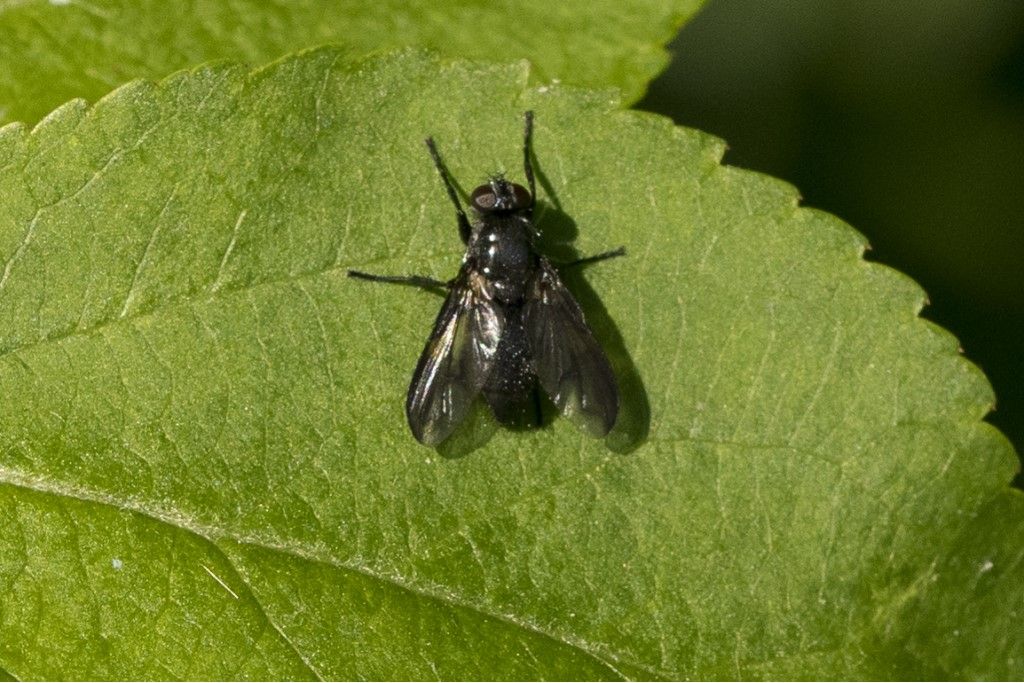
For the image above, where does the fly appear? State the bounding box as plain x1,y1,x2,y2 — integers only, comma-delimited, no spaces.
349,111,624,446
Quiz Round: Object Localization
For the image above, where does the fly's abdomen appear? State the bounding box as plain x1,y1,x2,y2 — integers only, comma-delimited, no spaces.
482,307,536,426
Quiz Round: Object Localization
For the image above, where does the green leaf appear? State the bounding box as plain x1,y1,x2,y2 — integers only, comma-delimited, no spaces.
0,48,1020,679
0,0,702,127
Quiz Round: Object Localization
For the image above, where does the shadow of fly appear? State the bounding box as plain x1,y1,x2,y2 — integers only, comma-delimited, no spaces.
349,112,624,446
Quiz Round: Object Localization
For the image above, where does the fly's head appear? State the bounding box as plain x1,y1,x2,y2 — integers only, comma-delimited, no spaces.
470,176,532,215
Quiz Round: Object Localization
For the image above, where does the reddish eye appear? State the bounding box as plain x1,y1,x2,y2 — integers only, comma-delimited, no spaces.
470,185,497,212
510,183,532,207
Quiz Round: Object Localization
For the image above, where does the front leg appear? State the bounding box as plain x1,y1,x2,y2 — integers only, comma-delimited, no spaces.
425,137,473,244
522,111,536,215
556,247,626,270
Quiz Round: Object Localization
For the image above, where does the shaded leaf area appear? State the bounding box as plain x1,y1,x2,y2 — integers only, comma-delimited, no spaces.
0,0,702,126
0,49,1019,679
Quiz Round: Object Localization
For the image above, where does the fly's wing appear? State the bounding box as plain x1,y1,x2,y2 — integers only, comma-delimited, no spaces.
406,271,503,445
524,259,619,436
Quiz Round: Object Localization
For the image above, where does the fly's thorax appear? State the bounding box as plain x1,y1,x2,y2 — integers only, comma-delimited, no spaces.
469,214,537,304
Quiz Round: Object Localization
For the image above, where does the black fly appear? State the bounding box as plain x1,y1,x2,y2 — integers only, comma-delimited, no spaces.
349,112,624,446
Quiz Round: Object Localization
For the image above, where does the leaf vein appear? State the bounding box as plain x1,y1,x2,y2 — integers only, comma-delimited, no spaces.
207,541,325,681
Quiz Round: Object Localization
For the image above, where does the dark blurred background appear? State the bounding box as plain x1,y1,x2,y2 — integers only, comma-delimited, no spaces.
639,0,1024,485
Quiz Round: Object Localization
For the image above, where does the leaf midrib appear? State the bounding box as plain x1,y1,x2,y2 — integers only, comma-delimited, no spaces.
0,464,655,681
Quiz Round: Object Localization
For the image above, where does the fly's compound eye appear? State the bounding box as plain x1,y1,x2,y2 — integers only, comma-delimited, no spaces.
470,185,498,212
509,183,532,208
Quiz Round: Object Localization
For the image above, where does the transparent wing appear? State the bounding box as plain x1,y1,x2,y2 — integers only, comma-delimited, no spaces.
406,271,503,445
524,259,619,436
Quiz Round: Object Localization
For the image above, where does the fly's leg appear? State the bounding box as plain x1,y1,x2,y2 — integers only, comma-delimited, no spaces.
347,270,450,292
557,247,626,270
353,134,467,291
523,110,536,213
425,137,472,244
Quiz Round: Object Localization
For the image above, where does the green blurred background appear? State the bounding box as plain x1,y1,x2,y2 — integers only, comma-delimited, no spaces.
639,0,1024,484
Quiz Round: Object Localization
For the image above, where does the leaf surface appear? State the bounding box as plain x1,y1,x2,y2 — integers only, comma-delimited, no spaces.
0,0,702,126
0,49,1020,679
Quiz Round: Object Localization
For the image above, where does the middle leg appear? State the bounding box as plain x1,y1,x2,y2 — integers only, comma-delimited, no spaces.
347,270,450,291
557,246,627,270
